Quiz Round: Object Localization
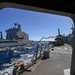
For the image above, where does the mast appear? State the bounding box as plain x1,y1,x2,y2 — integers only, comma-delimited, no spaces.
58,28,60,36
71,24,74,34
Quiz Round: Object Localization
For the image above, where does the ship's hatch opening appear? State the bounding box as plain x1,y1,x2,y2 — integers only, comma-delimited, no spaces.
0,7,73,75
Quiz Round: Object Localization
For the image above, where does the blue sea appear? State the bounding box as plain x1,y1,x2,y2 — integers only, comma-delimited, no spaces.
0,41,50,70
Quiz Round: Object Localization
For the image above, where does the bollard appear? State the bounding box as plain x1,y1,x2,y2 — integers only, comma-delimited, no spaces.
43,50,50,58
43,43,50,59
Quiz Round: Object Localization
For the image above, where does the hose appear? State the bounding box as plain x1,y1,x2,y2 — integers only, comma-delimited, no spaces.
2,72,10,75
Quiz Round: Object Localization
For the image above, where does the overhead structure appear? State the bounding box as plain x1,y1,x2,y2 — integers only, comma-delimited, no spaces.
1,1,75,75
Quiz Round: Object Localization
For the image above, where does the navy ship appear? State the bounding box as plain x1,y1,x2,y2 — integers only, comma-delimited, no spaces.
54,28,64,46
0,23,30,48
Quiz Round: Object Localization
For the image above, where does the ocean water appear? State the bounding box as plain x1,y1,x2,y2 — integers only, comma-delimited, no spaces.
0,41,49,74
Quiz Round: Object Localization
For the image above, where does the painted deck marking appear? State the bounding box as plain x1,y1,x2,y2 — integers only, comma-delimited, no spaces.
64,68,70,75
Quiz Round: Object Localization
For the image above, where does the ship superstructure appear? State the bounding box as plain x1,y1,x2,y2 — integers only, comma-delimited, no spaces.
0,23,29,47
54,28,64,46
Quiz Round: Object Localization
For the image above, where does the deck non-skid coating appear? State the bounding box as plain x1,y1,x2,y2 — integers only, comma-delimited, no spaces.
22,44,72,75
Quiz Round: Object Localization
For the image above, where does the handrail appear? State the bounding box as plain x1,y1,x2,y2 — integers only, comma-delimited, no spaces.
0,41,51,75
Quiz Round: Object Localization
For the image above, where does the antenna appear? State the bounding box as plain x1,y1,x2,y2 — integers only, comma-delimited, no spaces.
71,24,74,34
14,23,17,28
58,28,60,36
14,22,21,28
71,24,74,29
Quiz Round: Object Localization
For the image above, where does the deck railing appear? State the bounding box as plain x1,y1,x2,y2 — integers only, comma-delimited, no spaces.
0,42,52,75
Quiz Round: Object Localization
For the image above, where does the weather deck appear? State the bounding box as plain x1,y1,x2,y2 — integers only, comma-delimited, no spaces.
21,44,72,75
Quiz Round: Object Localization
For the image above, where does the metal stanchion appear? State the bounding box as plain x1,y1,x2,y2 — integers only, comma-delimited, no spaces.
39,44,43,58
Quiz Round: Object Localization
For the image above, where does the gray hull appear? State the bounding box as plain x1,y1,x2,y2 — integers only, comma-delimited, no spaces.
0,40,29,48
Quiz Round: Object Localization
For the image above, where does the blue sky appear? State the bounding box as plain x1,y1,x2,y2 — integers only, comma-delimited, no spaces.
0,8,73,41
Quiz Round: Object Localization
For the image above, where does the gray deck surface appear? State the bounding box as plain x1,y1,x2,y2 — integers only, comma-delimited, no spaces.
21,44,72,75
